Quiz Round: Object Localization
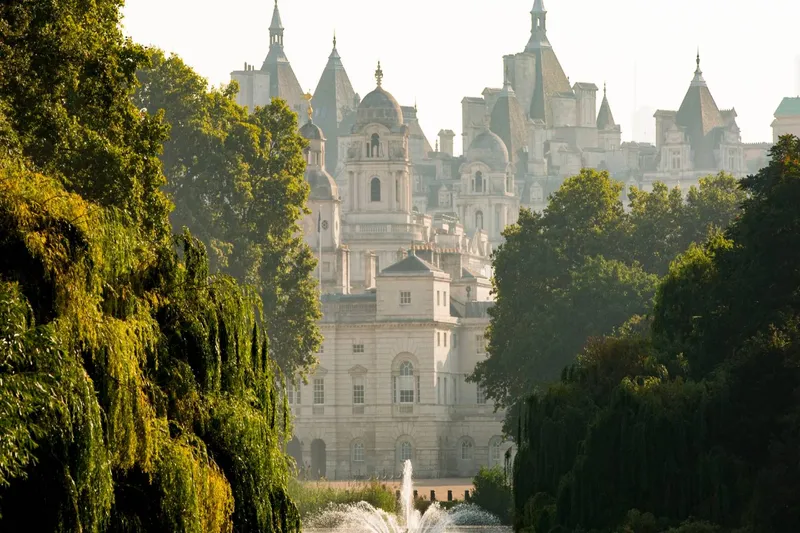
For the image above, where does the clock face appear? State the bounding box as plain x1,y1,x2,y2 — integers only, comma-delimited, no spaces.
321,220,329,230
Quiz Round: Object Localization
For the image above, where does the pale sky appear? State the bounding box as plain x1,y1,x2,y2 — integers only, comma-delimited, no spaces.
122,0,800,153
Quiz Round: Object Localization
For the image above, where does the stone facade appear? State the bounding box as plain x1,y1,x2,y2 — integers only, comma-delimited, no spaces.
772,97,800,142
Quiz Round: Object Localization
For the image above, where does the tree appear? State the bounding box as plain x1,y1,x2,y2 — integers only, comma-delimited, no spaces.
473,169,745,408
0,2,304,531
133,51,320,376
471,466,513,525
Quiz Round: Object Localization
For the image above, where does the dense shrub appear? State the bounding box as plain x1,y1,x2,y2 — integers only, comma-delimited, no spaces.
287,479,396,519
471,466,512,525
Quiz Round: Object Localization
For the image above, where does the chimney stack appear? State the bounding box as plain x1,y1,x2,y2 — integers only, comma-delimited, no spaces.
438,130,455,157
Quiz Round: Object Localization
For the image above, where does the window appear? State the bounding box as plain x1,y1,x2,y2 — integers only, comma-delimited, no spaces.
353,383,365,405
531,185,544,203
323,261,331,273
438,191,450,207
670,149,681,170
477,385,487,405
444,332,447,347
370,133,380,157
295,383,301,405
474,171,484,193
353,343,364,353
475,210,484,231
437,377,441,404
728,150,738,170
444,291,447,305
461,440,474,461
437,332,441,346
313,379,325,405
400,291,411,305
287,384,295,405
352,442,365,463
399,362,415,403
400,441,413,462
495,210,500,233
437,290,440,306
370,177,381,202
444,378,448,405
476,334,486,354
452,333,458,348
318,344,324,354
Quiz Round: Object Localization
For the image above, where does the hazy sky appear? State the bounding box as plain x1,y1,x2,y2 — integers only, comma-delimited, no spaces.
122,0,800,153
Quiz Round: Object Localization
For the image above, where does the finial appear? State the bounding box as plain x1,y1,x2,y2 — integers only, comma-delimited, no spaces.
436,139,439,152
303,91,313,122
603,82,607,98
504,65,510,87
333,30,337,49
696,47,700,68
414,98,418,112
375,61,383,88
274,0,277,7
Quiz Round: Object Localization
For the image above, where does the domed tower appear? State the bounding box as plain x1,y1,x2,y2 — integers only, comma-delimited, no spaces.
339,63,421,287
300,106,350,295
456,125,520,245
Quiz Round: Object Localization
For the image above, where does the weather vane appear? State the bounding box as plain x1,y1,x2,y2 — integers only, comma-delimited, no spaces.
375,61,383,88
303,90,313,121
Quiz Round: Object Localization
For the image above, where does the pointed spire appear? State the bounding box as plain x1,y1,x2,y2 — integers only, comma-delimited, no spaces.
532,0,546,13
691,48,707,87
526,0,550,50
597,83,616,130
328,30,340,60
375,61,383,88
270,0,283,31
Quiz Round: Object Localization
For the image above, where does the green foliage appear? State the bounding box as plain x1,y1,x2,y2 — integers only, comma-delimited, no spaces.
470,466,512,525
287,479,397,519
0,1,308,530
133,50,320,377
473,168,744,408
511,137,800,533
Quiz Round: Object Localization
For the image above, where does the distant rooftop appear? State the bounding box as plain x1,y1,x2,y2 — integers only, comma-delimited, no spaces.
775,97,800,117
380,252,443,275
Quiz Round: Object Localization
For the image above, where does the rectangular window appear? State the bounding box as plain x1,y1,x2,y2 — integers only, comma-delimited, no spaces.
437,377,441,404
437,291,440,306
313,379,325,405
353,343,364,353
444,378,448,405
400,291,412,305
454,376,458,404
323,261,331,273
353,384,365,405
476,334,486,354
452,333,458,348
477,385,487,405
444,332,448,347
444,291,447,305
318,344,324,354
437,332,441,346
287,384,294,405
296,383,301,405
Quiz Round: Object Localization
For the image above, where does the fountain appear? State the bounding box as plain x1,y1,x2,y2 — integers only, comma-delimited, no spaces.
305,461,507,533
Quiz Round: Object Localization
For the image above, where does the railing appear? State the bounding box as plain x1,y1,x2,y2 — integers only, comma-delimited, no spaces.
312,406,324,416
395,404,414,415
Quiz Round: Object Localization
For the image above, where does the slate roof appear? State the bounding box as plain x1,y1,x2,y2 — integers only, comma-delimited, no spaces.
466,129,510,172
529,47,573,127
260,3,305,112
305,168,338,201
675,56,724,170
775,97,800,117
380,252,443,275
402,106,434,155
490,83,528,165
596,93,617,130
356,87,404,130
312,38,357,172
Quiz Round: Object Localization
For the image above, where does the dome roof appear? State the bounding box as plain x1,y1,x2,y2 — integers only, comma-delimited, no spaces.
299,120,325,141
356,87,404,129
305,168,338,201
466,129,510,171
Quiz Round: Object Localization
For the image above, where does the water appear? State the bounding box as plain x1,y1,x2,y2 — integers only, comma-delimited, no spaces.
304,460,508,533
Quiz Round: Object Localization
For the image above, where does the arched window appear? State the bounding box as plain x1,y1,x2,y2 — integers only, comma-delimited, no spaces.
461,439,474,461
371,133,380,157
475,210,484,231
352,441,365,463
370,177,381,202
474,171,483,193
400,441,413,462
399,361,414,404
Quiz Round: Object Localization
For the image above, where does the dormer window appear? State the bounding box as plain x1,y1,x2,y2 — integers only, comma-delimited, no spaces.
670,149,681,170
438,190,450,207
370,177,381,202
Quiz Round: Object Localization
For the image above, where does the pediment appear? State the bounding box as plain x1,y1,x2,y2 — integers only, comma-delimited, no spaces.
349,365,368,375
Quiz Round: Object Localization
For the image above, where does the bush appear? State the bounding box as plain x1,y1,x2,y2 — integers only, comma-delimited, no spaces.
471,466,512,525
287,479,396,519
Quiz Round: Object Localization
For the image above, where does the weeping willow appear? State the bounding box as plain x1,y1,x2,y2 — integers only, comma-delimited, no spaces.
0,158,299,531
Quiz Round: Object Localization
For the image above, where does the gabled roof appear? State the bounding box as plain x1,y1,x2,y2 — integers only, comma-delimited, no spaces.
380,252,443,275
775,97,800,117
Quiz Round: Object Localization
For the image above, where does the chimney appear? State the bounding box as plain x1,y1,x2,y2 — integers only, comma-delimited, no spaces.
438,130,455,157
364,251,377,290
